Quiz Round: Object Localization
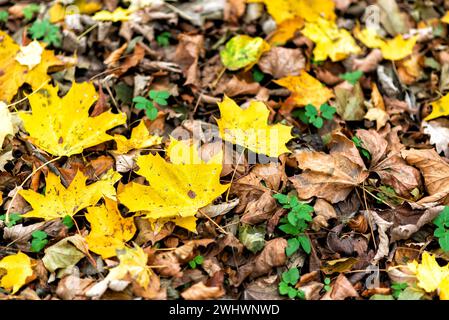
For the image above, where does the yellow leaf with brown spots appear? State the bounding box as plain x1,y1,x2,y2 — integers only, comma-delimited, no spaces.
19,169,121,221
19,82,127,157
424,94,449,121
85,199,136,259
0,30,62,103
118,139,229,227
216,96,293,157
114,120,162,154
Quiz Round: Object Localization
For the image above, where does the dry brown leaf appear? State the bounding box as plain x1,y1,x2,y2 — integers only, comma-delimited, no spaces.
181,281,225,300
174,34,204,87
401,148,449,204
257,47,305,79
353,49,383,73
112,43,145,77
290,148,368,203
364,210,392,263
104,43,128,66
240,191,277,224
321,274,359,300
215,75,261,97
311,199,337,231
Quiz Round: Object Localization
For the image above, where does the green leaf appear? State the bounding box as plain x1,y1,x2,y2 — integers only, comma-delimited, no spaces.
286,238,300,256
391,282,408,299
0,213,22,227
149,90,170,105
29,19,61,47
296,289,306,300
292,109,310,124
279,223,300,236
252,68,265,83
115,83,133,104
31,230,48,253
311,117,323,129
339,70,363,85
273,193,290,205
304,104,318,118
23,3,40,21
352,136,371,160
188,260,197,269
438,232,449,252
370,294,394,300
320,103,336,120
397,287,424,300
324,277,331,285
132,96,150,104
434,206,449,228
156,31,171,47
287,287,298,299
278,281,290,295
147,107,159,120
62,215,74,229
0,11,8,23
297,234,311,254
194,255,204,265
282,267,299,285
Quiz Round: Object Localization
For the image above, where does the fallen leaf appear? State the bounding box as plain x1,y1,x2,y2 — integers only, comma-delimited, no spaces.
257,47,305,79
0,30,62,102
334,82,366,121
15,40,43,70
220,35,270,71
113,120,162,154
302,18,361,62
312,199,337,230
56,274,94,300
118,139,229,226
321,258,359,274
321,274,359,300
93,7,133,22
174,34,204,87
0,252,34,294
423,119,449,157
364,210,392,263
0,102,14,149
181,281,225,300
268,18,304,45
42,235,87,274
216,96,293,157
401,148,449,204
424,93,449,121
19,170,120,220
274,71,334,108
85,199,136,259
290,146,368,203
19,82,126,157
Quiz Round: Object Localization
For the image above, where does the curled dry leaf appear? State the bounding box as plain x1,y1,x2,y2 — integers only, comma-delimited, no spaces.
174,34,204,87
423,119,449,158
401,149,449,204
311,199,337,231
363,210,393,263
240,191,277,224
257,47,305,79
181,281,225,300
321,274,359,300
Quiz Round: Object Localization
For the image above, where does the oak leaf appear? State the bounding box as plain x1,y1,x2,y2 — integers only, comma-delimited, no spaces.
114,120,162,154
118,139,229,227
274,71,334,108
216,96,293,157
85,199,136,259
0,252,34,294
19,169,121,221
19,82,127,157
0,30,62,102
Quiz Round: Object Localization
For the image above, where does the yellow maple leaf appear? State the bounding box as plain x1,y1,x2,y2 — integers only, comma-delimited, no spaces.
302,18,361,62
442,11,449,24
269,18,304,46
93,7,133,22
0,252,34,294
424,94,449,121
118,139,229,226
0,102,14,150
19,82,126,157
249,0,335,24
50,0,102,22
19,169,121,221
216,96,293,157
407,252,449,300
274,71,334,108
0,30,62,103
114,120,162,154
106,245,152,288
354,26,417,61
85,199,136,259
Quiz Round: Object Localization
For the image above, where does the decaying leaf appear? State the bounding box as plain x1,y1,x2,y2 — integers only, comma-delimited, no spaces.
220,35,270,71
19,82,127,157
42,235,88,274
216,96,293,157
20,169,120,220
257,47,305,79
85,199,136,259
423,119,449,157
181,281,225,300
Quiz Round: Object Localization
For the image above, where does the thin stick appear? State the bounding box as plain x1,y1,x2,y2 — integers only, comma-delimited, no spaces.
77,23,98,41
5,156,62,224
7,79,50,110
198,209,228,234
